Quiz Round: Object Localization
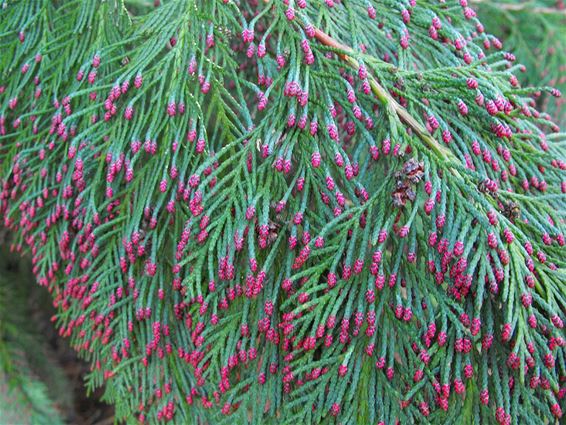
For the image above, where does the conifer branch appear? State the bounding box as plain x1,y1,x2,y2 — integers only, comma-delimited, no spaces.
0,1,564,423
311,27,454,161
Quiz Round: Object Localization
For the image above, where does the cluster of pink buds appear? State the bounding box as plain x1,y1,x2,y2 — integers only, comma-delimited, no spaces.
300,39,314,65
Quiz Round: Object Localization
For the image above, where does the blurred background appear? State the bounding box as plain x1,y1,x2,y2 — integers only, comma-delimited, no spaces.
474,0,565,126
0,233,113,425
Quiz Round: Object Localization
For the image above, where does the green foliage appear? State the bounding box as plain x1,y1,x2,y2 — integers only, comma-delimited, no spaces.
0,1,564,424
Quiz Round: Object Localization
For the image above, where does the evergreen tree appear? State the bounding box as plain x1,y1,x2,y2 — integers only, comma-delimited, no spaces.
0,1,564,423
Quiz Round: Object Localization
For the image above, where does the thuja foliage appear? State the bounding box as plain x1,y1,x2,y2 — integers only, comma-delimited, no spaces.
0,0,565,423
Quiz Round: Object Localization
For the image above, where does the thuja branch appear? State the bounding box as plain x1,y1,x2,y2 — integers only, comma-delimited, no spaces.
310,27,454,162
1,1,565,424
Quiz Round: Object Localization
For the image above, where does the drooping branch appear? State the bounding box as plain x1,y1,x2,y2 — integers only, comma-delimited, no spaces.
1,1,565,423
